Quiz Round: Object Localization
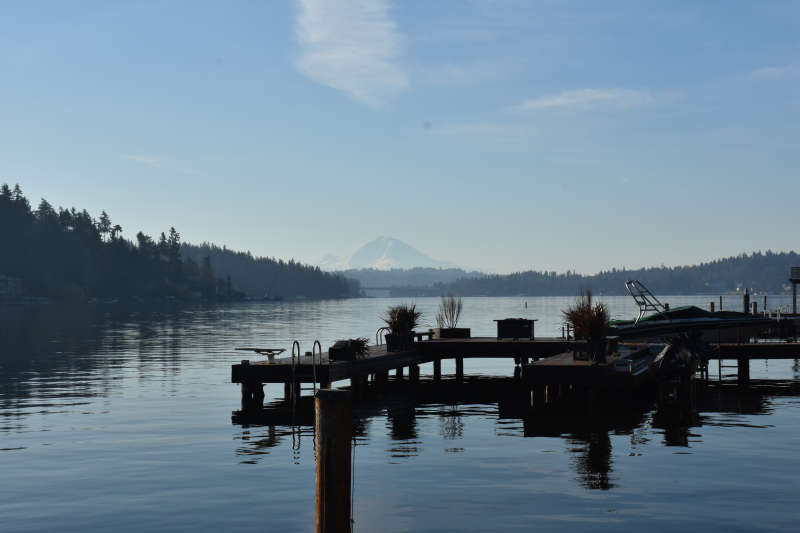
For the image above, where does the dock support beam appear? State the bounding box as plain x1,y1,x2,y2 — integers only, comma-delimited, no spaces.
737,358,750,383
433,359,441,381
315,389,352,533
284,380,300,401
351,376,367,400
455,358,464,381
241,380,264,408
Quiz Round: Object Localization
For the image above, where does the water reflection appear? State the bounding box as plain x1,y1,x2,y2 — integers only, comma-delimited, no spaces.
568,431,614,490
231,376,800,494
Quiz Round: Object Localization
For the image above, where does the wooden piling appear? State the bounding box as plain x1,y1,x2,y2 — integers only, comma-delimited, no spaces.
710,301,715,313
752,301,758,315
455,357,464,381
433,359,441,381
409,364,420,382
315,389,352,533
396,366,404,379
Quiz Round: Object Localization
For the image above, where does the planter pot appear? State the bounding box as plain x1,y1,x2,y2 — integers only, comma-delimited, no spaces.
385,332,414,352
329,340,355,361
432,327,471,339
494,318,537,340
588,338,607,363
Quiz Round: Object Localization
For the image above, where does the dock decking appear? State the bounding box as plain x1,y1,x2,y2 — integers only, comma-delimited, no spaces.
232,336,800,404
232,337,582,386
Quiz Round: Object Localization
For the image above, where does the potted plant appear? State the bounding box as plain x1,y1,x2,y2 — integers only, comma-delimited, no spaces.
382,303,422,352
329,337,370,361
562,291,610,363
433,295,470,339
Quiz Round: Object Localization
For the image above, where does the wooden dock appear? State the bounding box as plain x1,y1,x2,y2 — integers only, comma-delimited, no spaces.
232,337,581,386
521,344,659,387
708,341,800,359
232,337,800,404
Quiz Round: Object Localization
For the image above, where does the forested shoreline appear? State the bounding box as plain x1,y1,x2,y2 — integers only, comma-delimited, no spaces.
422,251,800,297
0,184,359,302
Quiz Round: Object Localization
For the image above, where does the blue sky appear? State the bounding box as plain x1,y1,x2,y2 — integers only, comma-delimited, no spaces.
1,1,798,273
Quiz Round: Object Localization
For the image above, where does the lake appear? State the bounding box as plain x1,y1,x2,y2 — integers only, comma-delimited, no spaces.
2,295,799,532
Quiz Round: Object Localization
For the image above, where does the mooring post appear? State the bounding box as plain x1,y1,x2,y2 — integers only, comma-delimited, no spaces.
315,389,352,533
433,359,441,381
743,288,750,314
752,301,758,315
710,301,715,313
720,295,723,311
793,283,798,315
763,295,767,314
455,357,464,381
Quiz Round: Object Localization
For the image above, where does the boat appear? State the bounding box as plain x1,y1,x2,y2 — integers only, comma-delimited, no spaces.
610,280,783,342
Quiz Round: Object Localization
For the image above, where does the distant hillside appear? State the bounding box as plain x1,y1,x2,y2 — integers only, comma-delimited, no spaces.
342,267,483,289
431,251,800,297
320,236,459,270
183,243,359,300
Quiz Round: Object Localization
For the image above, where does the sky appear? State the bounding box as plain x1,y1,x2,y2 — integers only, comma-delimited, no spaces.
1,1,798,274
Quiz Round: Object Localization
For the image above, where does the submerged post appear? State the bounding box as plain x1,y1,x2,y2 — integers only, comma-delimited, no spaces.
315,389,352,533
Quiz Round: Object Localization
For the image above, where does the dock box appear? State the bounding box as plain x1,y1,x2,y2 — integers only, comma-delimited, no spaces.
494,318,536,340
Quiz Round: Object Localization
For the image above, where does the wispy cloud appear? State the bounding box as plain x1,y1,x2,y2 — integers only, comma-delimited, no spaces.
420,60,510,86
751,65,798,81
514,88,654,113
294,0,408,106
122,154,162,167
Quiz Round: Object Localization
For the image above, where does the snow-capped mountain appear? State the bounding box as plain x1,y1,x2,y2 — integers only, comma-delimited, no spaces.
319,237,458,271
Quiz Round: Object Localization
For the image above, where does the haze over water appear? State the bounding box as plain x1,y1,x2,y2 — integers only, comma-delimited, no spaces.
2,296,800,532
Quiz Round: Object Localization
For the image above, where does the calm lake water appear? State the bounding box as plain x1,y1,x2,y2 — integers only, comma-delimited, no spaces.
2,295,800,532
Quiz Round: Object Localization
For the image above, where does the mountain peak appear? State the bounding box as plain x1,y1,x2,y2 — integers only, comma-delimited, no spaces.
319,237,458,271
